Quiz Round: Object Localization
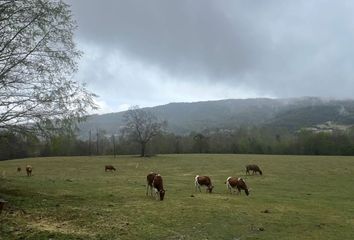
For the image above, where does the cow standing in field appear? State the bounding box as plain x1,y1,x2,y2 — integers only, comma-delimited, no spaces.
105,165,116,172
225,177,250,195
26,165,32,176
195,175,214,193
246,164,263,175
146,172,158,196
17,167,21,172
146,172,165,201
152,174,165,201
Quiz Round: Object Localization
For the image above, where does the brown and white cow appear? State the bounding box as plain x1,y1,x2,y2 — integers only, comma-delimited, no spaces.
146,172,158,196
195,175,214,193
105,165,116,172
225,177,249,195
246,164,263,175
152,174,165,201
146,172,165,200
26,165,32,177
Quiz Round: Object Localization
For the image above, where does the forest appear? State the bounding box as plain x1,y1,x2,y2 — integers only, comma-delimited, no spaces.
2,125,354,160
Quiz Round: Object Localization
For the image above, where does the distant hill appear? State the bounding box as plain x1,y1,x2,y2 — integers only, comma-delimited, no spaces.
78,97,354,138
264,99,354,130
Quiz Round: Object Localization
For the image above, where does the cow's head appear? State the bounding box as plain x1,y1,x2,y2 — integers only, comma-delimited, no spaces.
159,189,166,200
207,185,214,193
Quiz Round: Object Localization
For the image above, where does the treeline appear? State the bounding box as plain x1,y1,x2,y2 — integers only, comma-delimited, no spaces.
2,127,354,160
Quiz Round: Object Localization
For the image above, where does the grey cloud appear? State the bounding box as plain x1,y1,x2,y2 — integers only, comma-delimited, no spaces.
68,0,354,99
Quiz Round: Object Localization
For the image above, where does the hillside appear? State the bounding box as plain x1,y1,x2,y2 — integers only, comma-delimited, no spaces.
78,97,354,138
265,99,354,130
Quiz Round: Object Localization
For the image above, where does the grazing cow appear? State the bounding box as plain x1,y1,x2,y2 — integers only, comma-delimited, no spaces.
246,164,263,175
17,167,21,172
152,174,165,201
225,177,249,195
105,165,116,172
195,175,214,193
146,172,158,196
26,165,32,177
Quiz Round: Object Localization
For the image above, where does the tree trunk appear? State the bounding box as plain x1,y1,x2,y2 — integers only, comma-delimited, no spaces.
140,142,146,157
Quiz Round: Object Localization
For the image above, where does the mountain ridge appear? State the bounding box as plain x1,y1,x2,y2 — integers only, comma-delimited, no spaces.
78,97,354,138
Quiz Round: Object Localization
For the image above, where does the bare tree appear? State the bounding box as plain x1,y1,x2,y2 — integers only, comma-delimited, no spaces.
122,106,166,157
0,0,96,134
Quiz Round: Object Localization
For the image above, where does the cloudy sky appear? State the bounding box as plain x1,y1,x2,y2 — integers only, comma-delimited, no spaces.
67,0,354,113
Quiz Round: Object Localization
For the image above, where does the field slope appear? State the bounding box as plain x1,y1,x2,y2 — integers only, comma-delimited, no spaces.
1,154,354,239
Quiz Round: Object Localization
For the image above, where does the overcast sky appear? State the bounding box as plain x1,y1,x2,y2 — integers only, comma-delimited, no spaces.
66,0,354,113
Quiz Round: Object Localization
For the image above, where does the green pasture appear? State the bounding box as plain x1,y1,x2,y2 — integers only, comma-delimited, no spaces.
1,154,354,239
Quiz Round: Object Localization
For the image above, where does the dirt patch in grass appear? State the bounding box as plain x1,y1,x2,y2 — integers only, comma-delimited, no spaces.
29,218,95,237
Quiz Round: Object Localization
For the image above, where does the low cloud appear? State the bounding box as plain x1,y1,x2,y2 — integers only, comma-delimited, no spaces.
68,0,354,112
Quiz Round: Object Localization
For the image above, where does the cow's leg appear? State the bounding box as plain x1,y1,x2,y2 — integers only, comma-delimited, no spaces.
227,183,232,193
146,184,149,196
154,188,159,200
195,182,200,192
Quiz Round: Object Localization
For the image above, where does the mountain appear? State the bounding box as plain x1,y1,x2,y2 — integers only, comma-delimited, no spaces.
78,97,354,138
265,98,354,130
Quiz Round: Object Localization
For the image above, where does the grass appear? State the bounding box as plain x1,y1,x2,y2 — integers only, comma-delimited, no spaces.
1,154,354,239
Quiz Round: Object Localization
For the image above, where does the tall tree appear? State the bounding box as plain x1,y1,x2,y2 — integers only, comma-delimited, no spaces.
122,106,166,157
193,133,209,153
0,0,96,134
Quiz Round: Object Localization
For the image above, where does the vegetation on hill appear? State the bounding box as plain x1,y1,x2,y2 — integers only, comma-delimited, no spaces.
78,97,354,137
2,97,354,160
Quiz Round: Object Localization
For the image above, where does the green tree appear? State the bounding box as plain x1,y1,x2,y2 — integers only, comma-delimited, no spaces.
0,0,96,134
0,131,38,160
193,133,209,153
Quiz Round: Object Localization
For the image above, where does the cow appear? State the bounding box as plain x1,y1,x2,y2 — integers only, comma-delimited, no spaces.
105,165,116,172
17,167,21,172
26,165,32,177
225,177,249,195
146,172,158,196
152,174,165,201
146,172,166,200
195,175,214,193
246,164,263,175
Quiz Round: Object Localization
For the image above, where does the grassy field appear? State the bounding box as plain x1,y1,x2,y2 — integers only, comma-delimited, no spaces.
1,154,354,239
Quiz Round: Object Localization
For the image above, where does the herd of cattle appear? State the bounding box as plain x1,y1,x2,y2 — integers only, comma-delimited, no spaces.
16,165,32,176
146,164,263,201
16,163,263,201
